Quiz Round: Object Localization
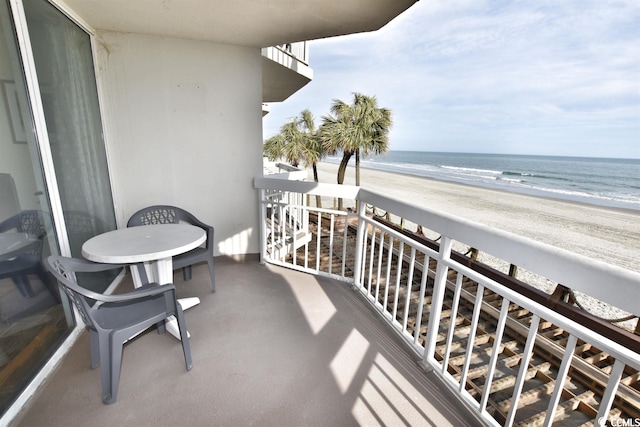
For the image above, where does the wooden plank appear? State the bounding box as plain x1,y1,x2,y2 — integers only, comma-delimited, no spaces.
0,324,58,386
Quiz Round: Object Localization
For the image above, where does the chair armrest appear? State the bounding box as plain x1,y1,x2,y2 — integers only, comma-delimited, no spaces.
93,282,177,303
189,217,214,235
62,257,128,274
185,218,214,251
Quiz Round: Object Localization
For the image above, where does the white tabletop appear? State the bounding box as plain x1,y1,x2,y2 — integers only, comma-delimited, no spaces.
82,224,206,264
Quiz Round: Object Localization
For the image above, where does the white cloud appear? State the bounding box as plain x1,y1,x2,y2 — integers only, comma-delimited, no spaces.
263,0,640,158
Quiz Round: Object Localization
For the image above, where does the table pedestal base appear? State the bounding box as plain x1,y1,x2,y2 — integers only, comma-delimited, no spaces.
131,261,200,341
164,297,200,339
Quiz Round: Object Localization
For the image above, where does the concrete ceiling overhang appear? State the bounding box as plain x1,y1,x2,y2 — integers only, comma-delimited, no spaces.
59,0,418,47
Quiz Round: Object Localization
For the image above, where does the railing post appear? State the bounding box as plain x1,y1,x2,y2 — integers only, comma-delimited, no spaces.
353,197,368,290
422,236,452,364
258,188,267,265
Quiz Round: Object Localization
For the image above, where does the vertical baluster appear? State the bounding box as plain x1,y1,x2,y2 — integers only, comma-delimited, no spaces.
505,314,541,426
375,230,386,307
316,212,322,272
392,241,405,321
353,202,367,290
413,254,429,346
259,189,267,263
328,213,335,274
543,334,578,427
402,247,417,332
279,203,286,262
423,237,452,363
292,203,297,267
459,283,484,394
271,197,277,255
359,223,369,291
383,234,393,313
341,212,349,278
596,359,625,425
480,297,511,412
442,273,464,375
367,225,377,295
303,205,309,270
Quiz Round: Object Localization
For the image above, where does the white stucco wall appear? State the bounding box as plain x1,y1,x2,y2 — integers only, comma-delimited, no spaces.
94,32,263,256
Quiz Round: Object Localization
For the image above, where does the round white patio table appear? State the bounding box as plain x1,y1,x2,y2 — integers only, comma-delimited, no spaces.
82,223,206,340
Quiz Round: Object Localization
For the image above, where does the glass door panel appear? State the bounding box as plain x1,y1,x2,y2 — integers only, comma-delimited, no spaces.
23,0,119,292
0,0,69,415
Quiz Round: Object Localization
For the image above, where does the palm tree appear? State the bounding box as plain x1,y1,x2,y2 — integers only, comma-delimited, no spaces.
263,119,303,167
263,109,326,206
319,93,392,208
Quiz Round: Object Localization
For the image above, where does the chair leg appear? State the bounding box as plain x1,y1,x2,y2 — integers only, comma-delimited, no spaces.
157,320,166,334
90,330,99,369
175,307,192,371
182,265,192,281
207,260,216,293
98,333,114,404
11,276,35,297
107,338,124,405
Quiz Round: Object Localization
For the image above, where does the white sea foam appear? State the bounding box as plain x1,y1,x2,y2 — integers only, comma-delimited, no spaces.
440,165,502,175
332,152,640,210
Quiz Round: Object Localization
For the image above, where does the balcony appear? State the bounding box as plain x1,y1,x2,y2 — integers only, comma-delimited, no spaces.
262,42,313,104
12,259,477,426
254,175,640,426
11,174,640,426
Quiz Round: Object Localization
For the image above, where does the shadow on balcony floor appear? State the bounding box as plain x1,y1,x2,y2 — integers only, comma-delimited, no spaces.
13,258,477,427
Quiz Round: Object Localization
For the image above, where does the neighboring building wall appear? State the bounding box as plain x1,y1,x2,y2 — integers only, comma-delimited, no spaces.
94,32,263,256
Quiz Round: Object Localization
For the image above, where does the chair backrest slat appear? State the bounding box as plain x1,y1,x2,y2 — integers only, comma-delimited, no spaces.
47,257,98,329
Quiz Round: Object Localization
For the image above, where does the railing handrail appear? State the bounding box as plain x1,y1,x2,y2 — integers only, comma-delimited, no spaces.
254,176,640,317
255,176,360,200
357,188,640,317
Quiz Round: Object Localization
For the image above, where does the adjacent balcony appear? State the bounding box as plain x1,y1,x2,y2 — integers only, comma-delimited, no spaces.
262,42,313,105
11,173,640,426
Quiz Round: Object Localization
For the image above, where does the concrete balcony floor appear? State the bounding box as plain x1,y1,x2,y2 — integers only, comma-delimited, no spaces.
13,258,478,427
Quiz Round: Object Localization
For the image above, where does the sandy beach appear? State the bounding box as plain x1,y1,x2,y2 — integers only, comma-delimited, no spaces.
309,161,640,328
314,162,640,276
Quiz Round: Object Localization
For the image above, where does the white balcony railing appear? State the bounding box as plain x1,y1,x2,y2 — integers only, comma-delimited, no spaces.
261,42,309,67
255,175,640,427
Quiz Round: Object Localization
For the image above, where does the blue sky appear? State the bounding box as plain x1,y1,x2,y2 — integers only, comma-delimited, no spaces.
263,1,640,159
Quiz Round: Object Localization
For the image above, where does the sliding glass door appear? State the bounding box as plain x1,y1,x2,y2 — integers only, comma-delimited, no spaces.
0,0,118,415
23,0,118,291
0,0,67,415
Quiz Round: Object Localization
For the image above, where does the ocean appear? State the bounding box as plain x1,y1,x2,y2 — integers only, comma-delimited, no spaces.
325,151,640,211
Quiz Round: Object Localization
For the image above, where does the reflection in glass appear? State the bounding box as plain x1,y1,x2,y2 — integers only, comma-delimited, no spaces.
23,0,118,293
0,1,70,416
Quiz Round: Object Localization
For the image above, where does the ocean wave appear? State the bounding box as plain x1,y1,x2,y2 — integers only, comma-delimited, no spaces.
517,182,640,206
327,154,640,210
440,165,502,175
502,171,532,177
502,171,571,181
498,177,524,183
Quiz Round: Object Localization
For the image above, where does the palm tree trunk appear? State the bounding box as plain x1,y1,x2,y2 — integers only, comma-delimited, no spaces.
337,151,353,210
355,149,360,187
312,163,322,208
337,152,352,184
